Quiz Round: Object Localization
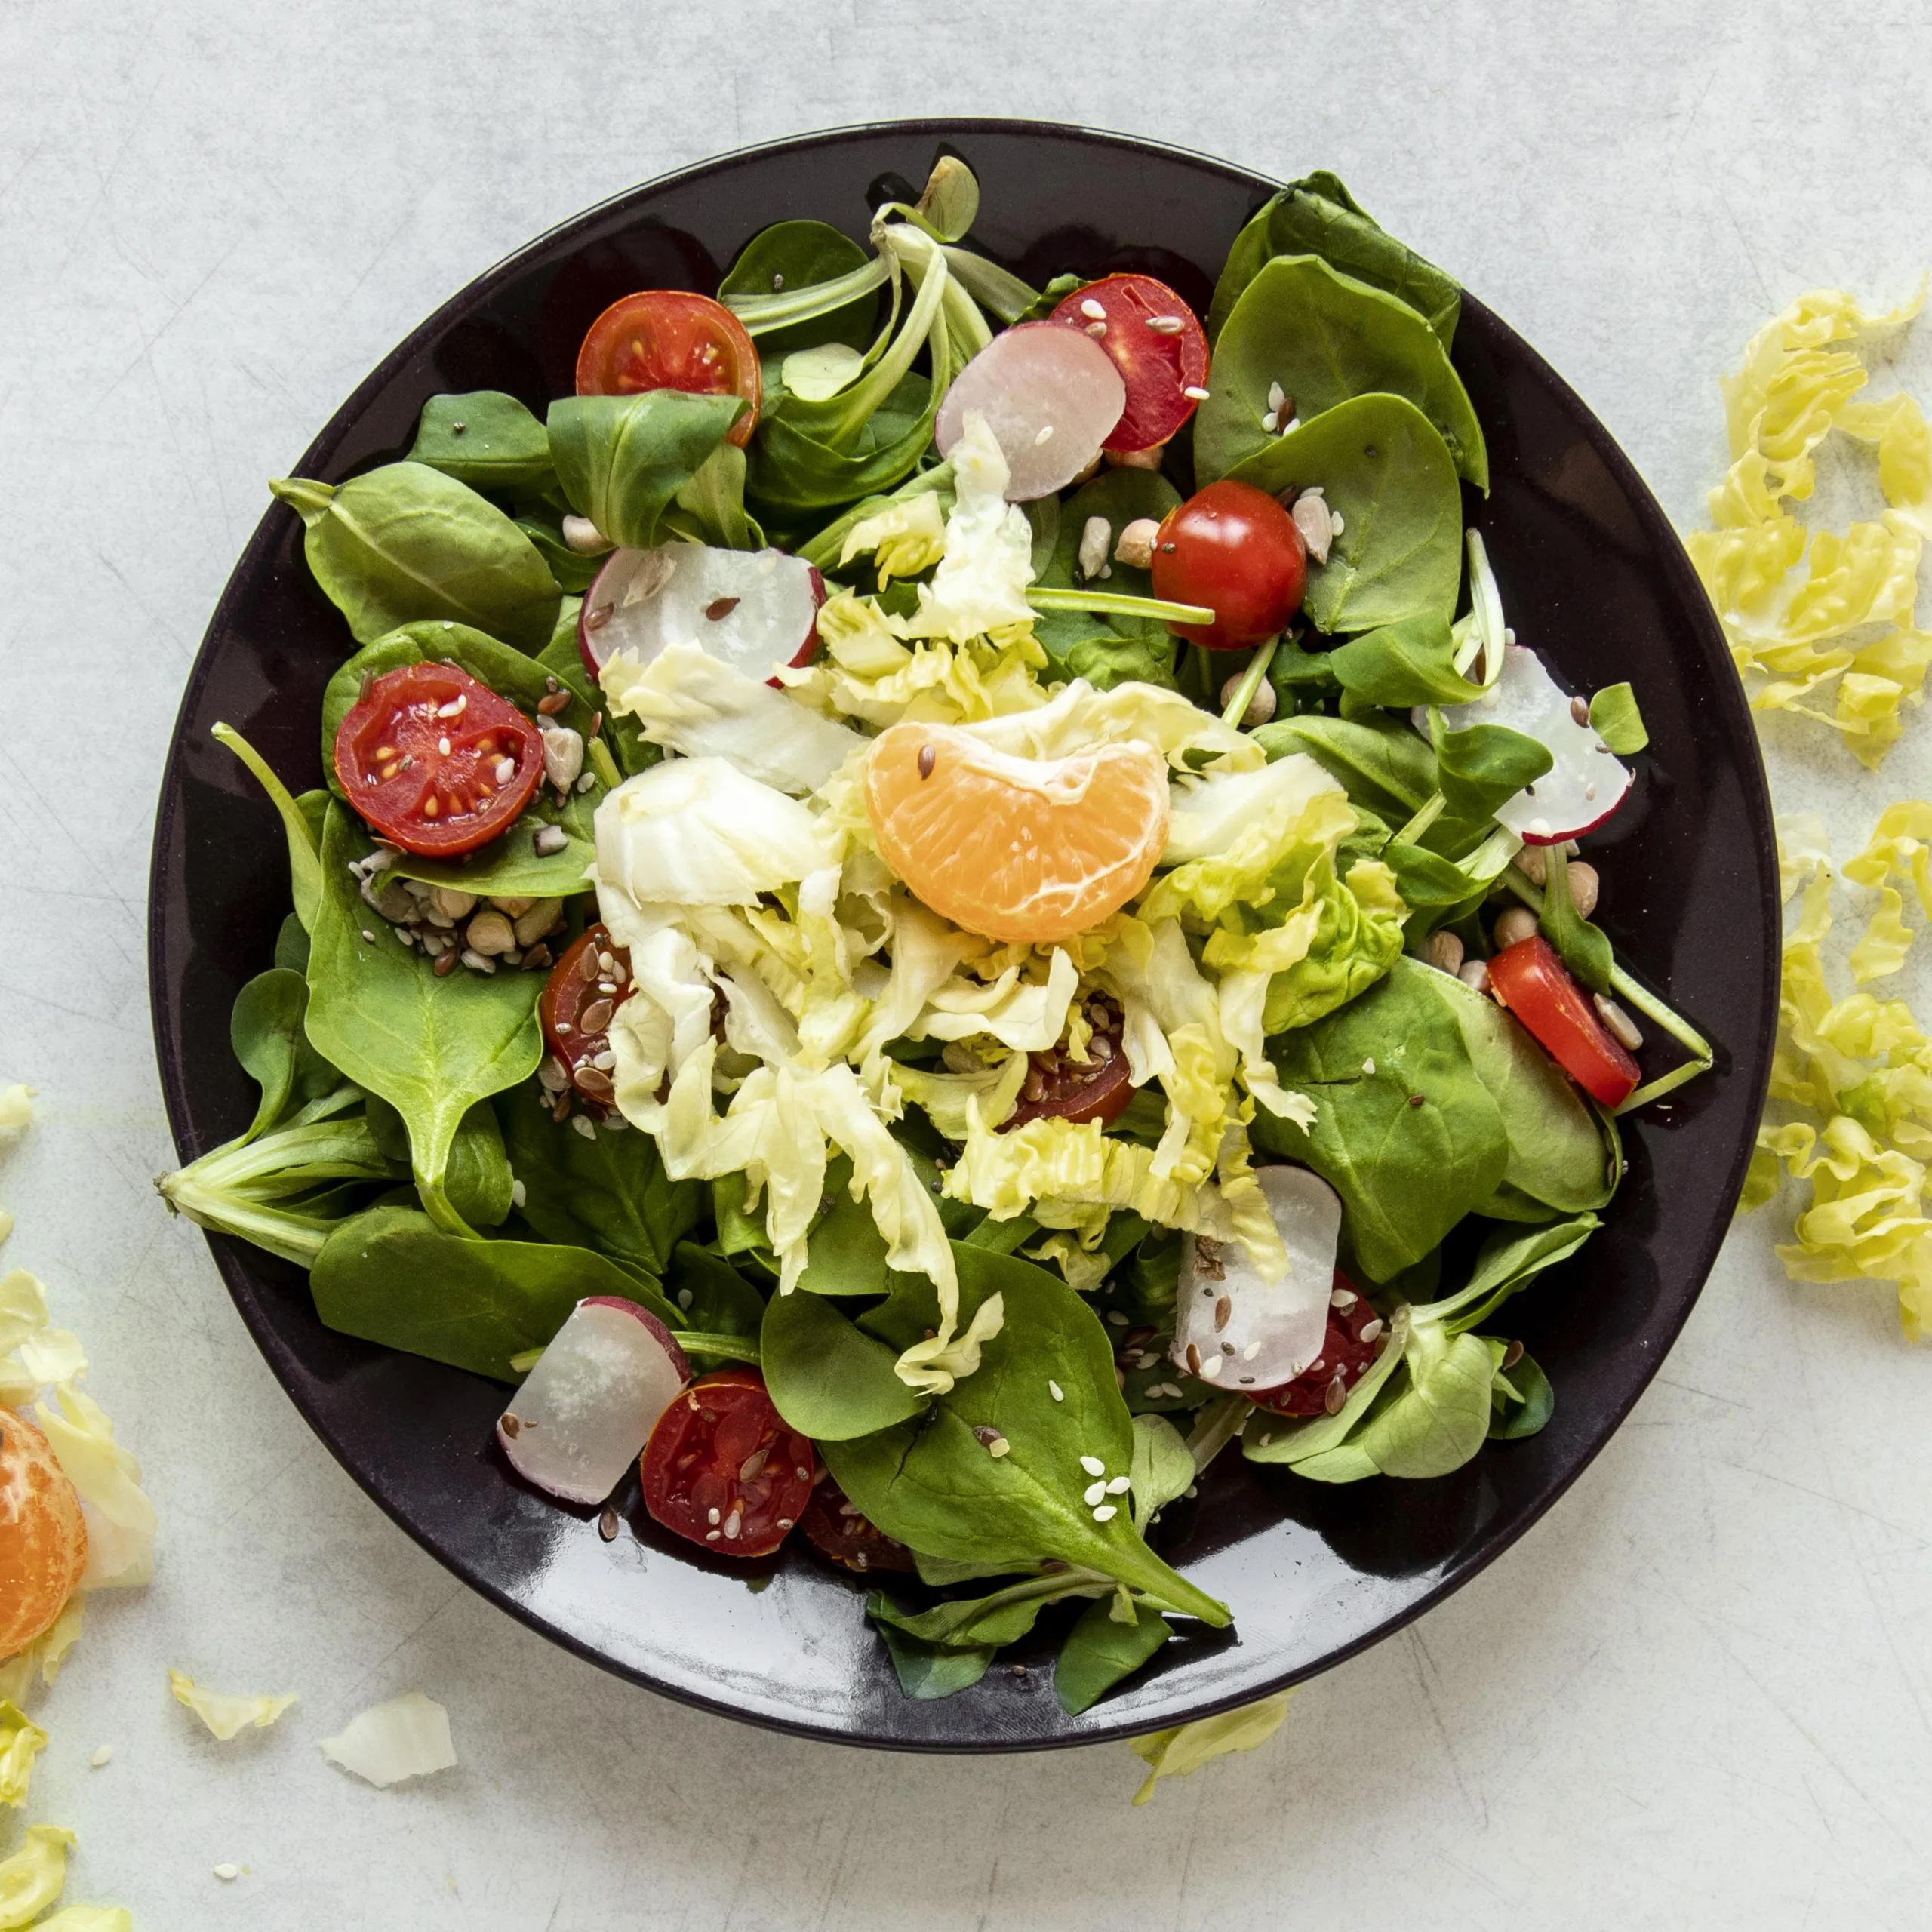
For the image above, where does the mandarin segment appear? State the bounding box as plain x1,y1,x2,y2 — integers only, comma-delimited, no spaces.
864,722,1169,943
0,1407,87,1659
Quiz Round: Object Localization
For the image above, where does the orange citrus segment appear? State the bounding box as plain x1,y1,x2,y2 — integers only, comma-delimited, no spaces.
865,721,1170,943
0,1406,87,1659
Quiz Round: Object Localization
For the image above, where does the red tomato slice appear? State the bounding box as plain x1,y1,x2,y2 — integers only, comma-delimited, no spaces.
1049,274,1209,452
575,290,761,447
798,1474,916,1575
1004,995,1135,1131
1488,935,1641,1106
333,663,543,858
1150,479,1307,649
1250,1272,1384,1417
641,1369,815,1558
539,924,634,1117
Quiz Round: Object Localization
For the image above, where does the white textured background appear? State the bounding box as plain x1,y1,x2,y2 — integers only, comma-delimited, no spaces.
2,2,1930,1926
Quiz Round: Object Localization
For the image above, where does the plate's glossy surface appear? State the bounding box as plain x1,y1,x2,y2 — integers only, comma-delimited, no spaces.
148,119,1777,1750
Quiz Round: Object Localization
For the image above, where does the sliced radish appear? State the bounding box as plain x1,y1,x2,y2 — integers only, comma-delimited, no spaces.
1427,645,1633,844
934,321,1126,501
579,544,824,687
1171,1166,1340,1391
497,1297,690,1506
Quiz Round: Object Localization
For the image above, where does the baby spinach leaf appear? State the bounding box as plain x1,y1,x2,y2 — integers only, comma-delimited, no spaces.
874,1623,997,1700
1055,1596,1173,1715
1030,469,1183,692
546,389,745,549
869,1568,1100,1652
231,967,346,1140
1335,1319,1496,1478
512,509,605,593
496,1080,700,1275
795,1151,977,1294
666,1241,765,1373
825,1246,1230,1626
1223,395,1463,632
309,1205,670,1382
752,371,938,517
1380,841,1480,909
1199,257,1486,488
212,724,325,932
1254,711,1435,822
408,392,554,493
305,801,543,1228
320,622,603,896
1208,174,1460,347
269,464,561,652
761,1287,925,1440
1243,1306,1412,1467
365,1094,512,1229
1539,844,1614,994
1589,682,1649,755
1431,964,1617,1211
1488,1346,1554,1439
1257,960,1509,1281
1128,1413,1195,1527
667,441,762,550
1327,613,1483,706
1428,710,1552,823
1416,1214,1601,1335
719,219,878,360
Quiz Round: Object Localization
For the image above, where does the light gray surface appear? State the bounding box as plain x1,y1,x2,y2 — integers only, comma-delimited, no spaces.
2,2,1930,1925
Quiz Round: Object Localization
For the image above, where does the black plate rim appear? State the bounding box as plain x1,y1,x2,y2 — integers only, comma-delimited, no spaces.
147,115,1780,1752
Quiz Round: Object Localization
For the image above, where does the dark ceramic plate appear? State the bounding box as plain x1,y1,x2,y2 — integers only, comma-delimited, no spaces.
149,119,1777,1750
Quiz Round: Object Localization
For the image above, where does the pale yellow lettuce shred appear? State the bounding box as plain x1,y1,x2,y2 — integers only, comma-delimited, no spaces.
1743,816,1932,1337
0,1824,73,1927
168,1669,298,1742
1686,285,1932,766
1129,1690,1294,1804
0,1703,46,1809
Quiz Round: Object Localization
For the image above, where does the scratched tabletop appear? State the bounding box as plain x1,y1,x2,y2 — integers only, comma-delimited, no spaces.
2,2,1928,1926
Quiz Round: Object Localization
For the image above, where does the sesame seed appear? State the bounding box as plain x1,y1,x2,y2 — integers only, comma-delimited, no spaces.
1079,1454,1106,1476
1105,1475,1131,1494
571,1115,596,1140
90,1744,112,1767
1049,1380,1063,1401
706,1528,721,1540
437,736,451,756
1183,385,1210,401
1091,1503,1118,1522
1198,1355,1223,1379
1080,297,1107,320
1085,320,1107,337
1106,1310,1128,1326
708,1506,721,1525
1331,1287,1357,1309
1261,411,1278,432
1362,1057,1377,1075
1267,382,1287,414
214,1864,241,1882
1084,1480,1108,1506
1034,423,1054,445
1360,1318,1385,1343
361,928,376,943
1242,1340,1261,1360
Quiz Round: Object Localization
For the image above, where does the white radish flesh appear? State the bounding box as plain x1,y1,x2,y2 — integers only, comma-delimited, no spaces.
579,544,824,687
1171,1166,1340,1391
934,321,1126,500
1428,644,1632,844
497,1297,690,1506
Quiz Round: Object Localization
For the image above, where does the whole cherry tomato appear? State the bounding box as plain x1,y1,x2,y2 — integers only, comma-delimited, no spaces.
1150,479,1306,649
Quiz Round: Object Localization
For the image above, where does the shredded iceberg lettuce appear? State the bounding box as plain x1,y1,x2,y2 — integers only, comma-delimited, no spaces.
1128,1690,1294,1804
0,1703,47,1809
319,1690,456,1788
0,1825,74,1925
840,488,948,584
168,1671,298,1742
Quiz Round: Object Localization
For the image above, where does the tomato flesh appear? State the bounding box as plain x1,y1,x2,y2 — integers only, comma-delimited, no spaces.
641,1369,814,1558
540,924,634,1116
798,1474,915,1574
333,662,543,858
1250,1271,1384,1417
1048,273,1210,453
1488,935,1641,1107
576,290,761,447
1004,995,1135,1131
1150,479,1307,649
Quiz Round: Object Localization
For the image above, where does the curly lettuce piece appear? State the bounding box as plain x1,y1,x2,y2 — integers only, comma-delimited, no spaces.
0,1598,83,1707
1129,1690,1294,1805
32,1385,155,1591
32,1909,134,1932
0,1086,32,1146
909,946,1081,1054
0,1702,46,1808
168,1670,298,1742
0,1824,73,1924
840,487,948,583
962,674,1262,775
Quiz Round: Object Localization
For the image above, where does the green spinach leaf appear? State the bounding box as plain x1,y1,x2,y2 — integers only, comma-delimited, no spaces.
1539,844,1614,994
1257,959,1509,1280
1415,1214,1601,1335
762,1285,926,1441
1198,257,1486,488
1207,174,1460,346
666,1241,765,1372
1029,468,1183,691
212,724,325,932
1327,613,1482,706
365,1094,512,1229
874,1623,998,1700
305,801,543,1228
719,219,878,361
1055,1596,1173,1715
1243,1306,1412,1467
512,509,605,592
546,389,745,549
1254,711,1435,822
230,967,346,1140
1428,710,1552,823
309,1205,671,1382
408,392,554,493
1589,682,1649,754
1488,1346,1554,1439
269,463,561,652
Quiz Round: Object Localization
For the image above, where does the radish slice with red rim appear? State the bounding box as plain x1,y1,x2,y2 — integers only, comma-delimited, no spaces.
579,544,824,688
1426,644,1633,844
1171,1166,1340,1392
497,1297,690,1506
933,321,1126,500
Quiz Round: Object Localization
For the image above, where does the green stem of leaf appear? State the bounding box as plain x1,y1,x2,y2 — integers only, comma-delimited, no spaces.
418,1174,479,1241
1185,1393,1251,1475
670,1330,762,1364
940,245,1040,324
1392,789,1447,846
588,737,621,789
1027,586,1214,624
1613,1058,1712,1114
722,256,893,335
1219,635,1281,727
212,723,323,932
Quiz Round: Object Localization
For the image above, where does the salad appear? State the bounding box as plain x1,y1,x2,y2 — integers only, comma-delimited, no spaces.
160,158,1716,1713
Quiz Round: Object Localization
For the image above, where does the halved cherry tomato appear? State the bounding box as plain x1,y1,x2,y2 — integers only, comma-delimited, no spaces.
575,290,761,447
333,662,543,858
540,924,634,1116
1004,994,1135,1131
1048,273,1210,453
1488,935,1641,1107
641,1369,815,1558
1250,1271,1384,1417
798,1473,915,1575
1150,479,1306,650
